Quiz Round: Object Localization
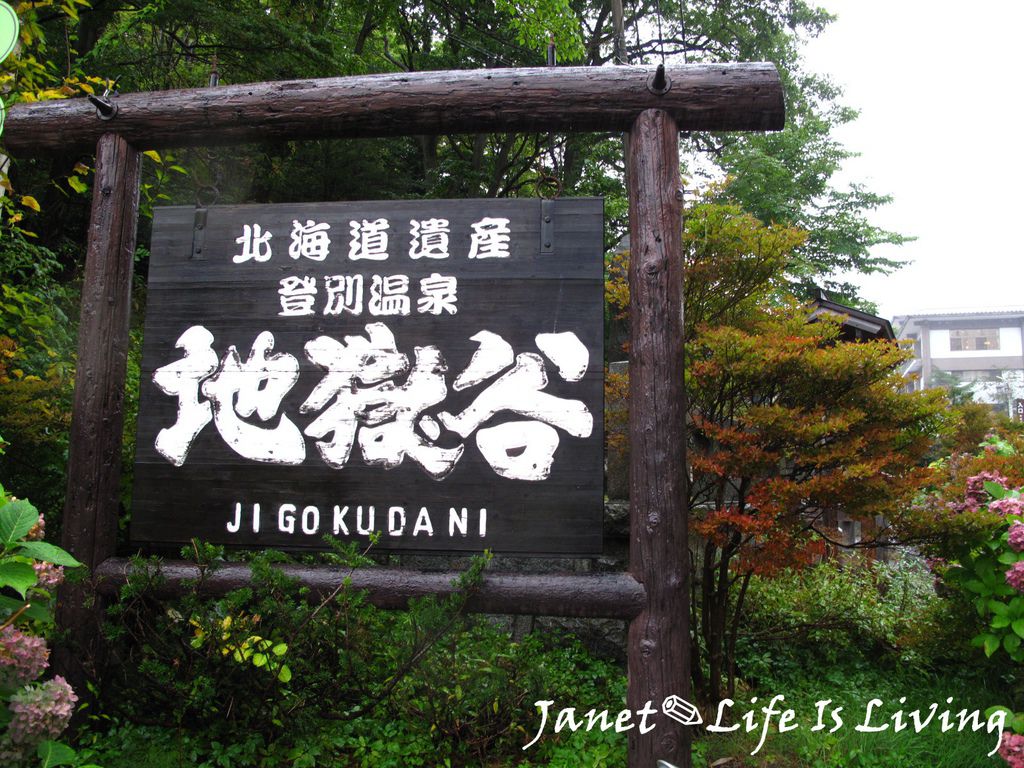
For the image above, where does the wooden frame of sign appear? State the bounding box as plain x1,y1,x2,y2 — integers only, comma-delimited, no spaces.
5,63,783,767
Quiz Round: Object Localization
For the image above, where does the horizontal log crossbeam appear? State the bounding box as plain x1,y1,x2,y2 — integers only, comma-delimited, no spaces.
5,64,783,153
94,557,647,620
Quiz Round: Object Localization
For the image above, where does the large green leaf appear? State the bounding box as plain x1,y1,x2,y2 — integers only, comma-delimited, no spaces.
37,740,76,768
999,551,1020,566
964,579,986,594
17,541,83,567
0,594,51,623
1012,619,1024,639
0,499,38,546
1005,634,1022,654
985,481,1009,500
0,561,36,597
984,634,1000,657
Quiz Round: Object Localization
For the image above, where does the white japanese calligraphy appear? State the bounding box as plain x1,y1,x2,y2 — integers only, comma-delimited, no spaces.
289,219,331,261
453,331,514,391
153,326,219,465
349,218,390,260
357,345,465,479
439,346,592,481
278,275,317,317
323,274,363,316
417,273,458,315
476,421,560,481
301,323,409,470
300,324,463,479
467,217,511,259
369,274,411,316
200,331,306,464
153,325,591,481
409,218,450,259
535,331,589,382
233,223,273,263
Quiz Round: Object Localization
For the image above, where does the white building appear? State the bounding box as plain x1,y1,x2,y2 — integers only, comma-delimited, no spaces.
895,310,1024,415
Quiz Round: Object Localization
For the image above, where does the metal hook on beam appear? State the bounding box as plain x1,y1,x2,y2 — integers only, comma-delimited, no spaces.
88,78,120,121
647,63,671,95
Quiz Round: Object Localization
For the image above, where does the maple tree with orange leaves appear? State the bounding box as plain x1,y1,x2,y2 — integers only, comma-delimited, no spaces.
605,197,950,708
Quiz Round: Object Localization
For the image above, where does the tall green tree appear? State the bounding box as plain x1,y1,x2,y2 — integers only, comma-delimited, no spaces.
8,0,906,302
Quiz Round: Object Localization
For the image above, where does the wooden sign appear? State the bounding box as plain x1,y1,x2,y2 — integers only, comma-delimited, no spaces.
131,198,604,555
1015,399,1024,423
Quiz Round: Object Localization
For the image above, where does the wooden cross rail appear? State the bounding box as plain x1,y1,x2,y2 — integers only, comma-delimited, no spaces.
5,64,782,152
93,559,647,618
11,64,783,768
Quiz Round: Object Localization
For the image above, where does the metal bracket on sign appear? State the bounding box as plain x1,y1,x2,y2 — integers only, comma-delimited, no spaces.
191,208,208,260
541,199,555,254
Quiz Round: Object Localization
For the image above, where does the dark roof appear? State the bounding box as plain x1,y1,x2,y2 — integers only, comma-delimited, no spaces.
808,291,895,341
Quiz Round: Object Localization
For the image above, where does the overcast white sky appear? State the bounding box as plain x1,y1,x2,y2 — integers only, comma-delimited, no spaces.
799,0,1024,320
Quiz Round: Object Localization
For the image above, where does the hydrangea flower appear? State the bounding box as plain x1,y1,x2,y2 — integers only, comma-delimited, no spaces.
6,676,77,746
1007,562,1024,593
32,562,64,591
24,514,44,542
955,471,1012,513
999,731,1024,768
992,498,1024,518
1010,523,1024,553
0,626,49,688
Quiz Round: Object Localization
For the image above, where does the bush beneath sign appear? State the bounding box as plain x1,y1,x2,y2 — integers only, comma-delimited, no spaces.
82,544,625,766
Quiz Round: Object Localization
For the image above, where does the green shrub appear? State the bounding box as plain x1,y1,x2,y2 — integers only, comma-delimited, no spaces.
736,554,960,687
92,543,627,766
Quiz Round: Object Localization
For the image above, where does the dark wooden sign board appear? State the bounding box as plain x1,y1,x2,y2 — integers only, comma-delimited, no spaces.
6,63,784,768
133,198,604,554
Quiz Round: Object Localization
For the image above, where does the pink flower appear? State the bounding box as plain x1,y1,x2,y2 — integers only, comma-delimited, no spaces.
0,626,49,688
1010,523,1024,553
993,498,1024,518
999,731,1024,768
1007,562,1024,593
32,562,64,591
24,514,44,542
6,676,77,745
953,471,1012,513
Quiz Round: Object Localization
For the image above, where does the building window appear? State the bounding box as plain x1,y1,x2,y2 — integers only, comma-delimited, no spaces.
949,328,1000,351
952,369,1003,383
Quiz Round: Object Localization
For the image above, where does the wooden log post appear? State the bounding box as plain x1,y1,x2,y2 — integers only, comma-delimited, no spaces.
627,109,690,766
54,133,142,691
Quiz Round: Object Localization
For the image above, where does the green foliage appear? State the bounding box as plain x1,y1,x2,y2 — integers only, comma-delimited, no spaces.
898,431,1024,555
738,557,953,682
717,72,909,302
0,447,88,767
0,467,82,621
605,195,806,339
939,481,1024,663
714,554,1007,767
88,549,625,766
0,213,78,525
493,0,584,60
101,546,499,747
